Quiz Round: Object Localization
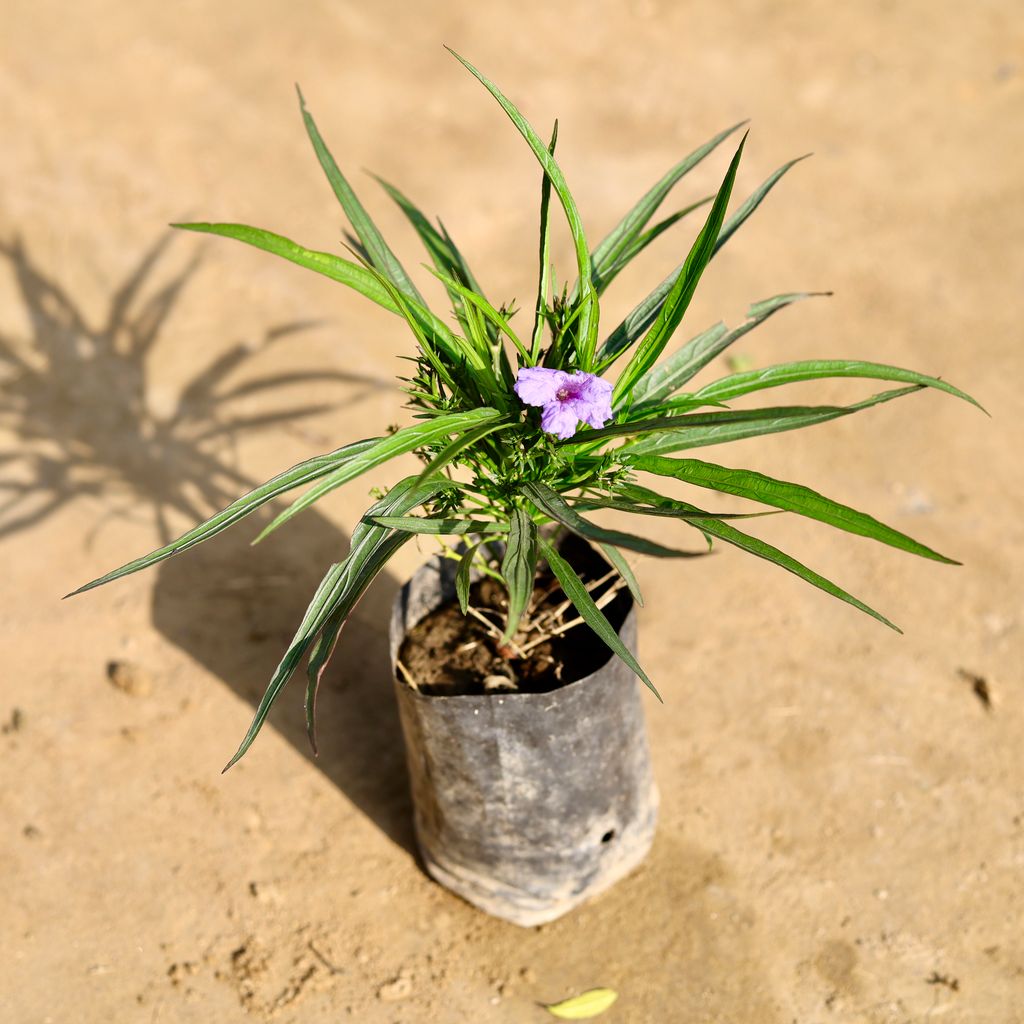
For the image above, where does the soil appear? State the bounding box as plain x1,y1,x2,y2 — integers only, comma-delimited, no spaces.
3,3,1023,1022
399,538,631,695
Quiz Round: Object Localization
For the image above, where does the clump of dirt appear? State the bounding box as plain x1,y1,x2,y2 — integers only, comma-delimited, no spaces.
397,536,631,696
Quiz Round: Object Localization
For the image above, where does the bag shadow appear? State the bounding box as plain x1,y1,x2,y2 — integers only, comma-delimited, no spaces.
151,508,416,853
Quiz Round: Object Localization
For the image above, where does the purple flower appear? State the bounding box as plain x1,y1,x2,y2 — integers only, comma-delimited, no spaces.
514,367,614,440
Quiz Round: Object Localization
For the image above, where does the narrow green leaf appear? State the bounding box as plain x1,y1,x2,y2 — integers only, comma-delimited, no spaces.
574,495,775,521
297,87,422,302
531,121,559,361
371,175,480,286
253,408,501,543
691,359,985,411
172,223,398,311
714,154,810,255
456,541,482,614
540,538,661,700
226,476,442,770
413,417,514,488
425,266,529,362
66,438,381,597
597,543,644,606
438,219,486,294
626,387,920,456
349,247,496,394
589,119,746,284
447,49,599,367
304,605,345,755
630,455,959,563
617,482,900,629
629,292,829,407
544,987,619,1019
597,153,807,366
557,411,720,446
368,516,508,535
372,174,490,334
523,481,706,559
612,135,746,404
594,196,713,294
501,508,538,641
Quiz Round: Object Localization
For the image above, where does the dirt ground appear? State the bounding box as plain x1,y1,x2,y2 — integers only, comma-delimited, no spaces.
2,2,1022,1021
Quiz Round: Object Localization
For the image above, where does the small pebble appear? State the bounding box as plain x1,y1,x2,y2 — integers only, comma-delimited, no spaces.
1,708,23,734
106,661,152,697
377,974,413,1002
248,881,283,905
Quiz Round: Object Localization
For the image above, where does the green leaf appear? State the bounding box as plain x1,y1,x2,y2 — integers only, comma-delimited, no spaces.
597,154,807,366
523,481,706,559
531,120,559,362
350,249,497,397
540,538,661,700
625,387,920,456
66,437,381,597
691,359,985,411
557,411,720,446
372,174,490,337
589,119,746,285
425,266,529,362
368,516,508,535
501,508,538,641
172,223,398,312
612,135,746,404
573,496,774,521
629,292,829,407
597,543,643,606
594,196,713,294
714,154,810,255
615,482,901,630
456,541,482,614
372,175,482,289
629,455,959,563
447,49,599,368
544,987,619,1019
413,416,514,488
227,476,442,770
438,220,486,294
296,87,422,302
253,408,501,543
304,605,345,754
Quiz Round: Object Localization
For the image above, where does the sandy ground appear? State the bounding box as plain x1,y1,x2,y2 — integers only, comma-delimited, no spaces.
2,1,1022,1021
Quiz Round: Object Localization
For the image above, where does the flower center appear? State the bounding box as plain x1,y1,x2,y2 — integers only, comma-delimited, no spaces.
555,386,573,401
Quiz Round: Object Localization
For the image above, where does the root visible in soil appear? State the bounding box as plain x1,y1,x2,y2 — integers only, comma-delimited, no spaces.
398,536,631,696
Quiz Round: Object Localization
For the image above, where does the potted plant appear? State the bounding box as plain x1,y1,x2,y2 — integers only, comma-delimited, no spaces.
70,51,981,926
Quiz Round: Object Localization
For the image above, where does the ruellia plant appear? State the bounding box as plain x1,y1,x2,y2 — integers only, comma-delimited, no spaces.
70,50,982,769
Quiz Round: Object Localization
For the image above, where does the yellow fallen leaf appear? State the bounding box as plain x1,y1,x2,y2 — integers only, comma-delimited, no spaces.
544,987,619,1019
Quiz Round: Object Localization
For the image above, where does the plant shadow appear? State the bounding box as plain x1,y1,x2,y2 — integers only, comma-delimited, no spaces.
1,233,415,851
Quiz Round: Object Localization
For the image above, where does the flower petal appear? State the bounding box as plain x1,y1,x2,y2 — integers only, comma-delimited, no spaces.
572,373,614,428
540,400,580,439
514,367,567,408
